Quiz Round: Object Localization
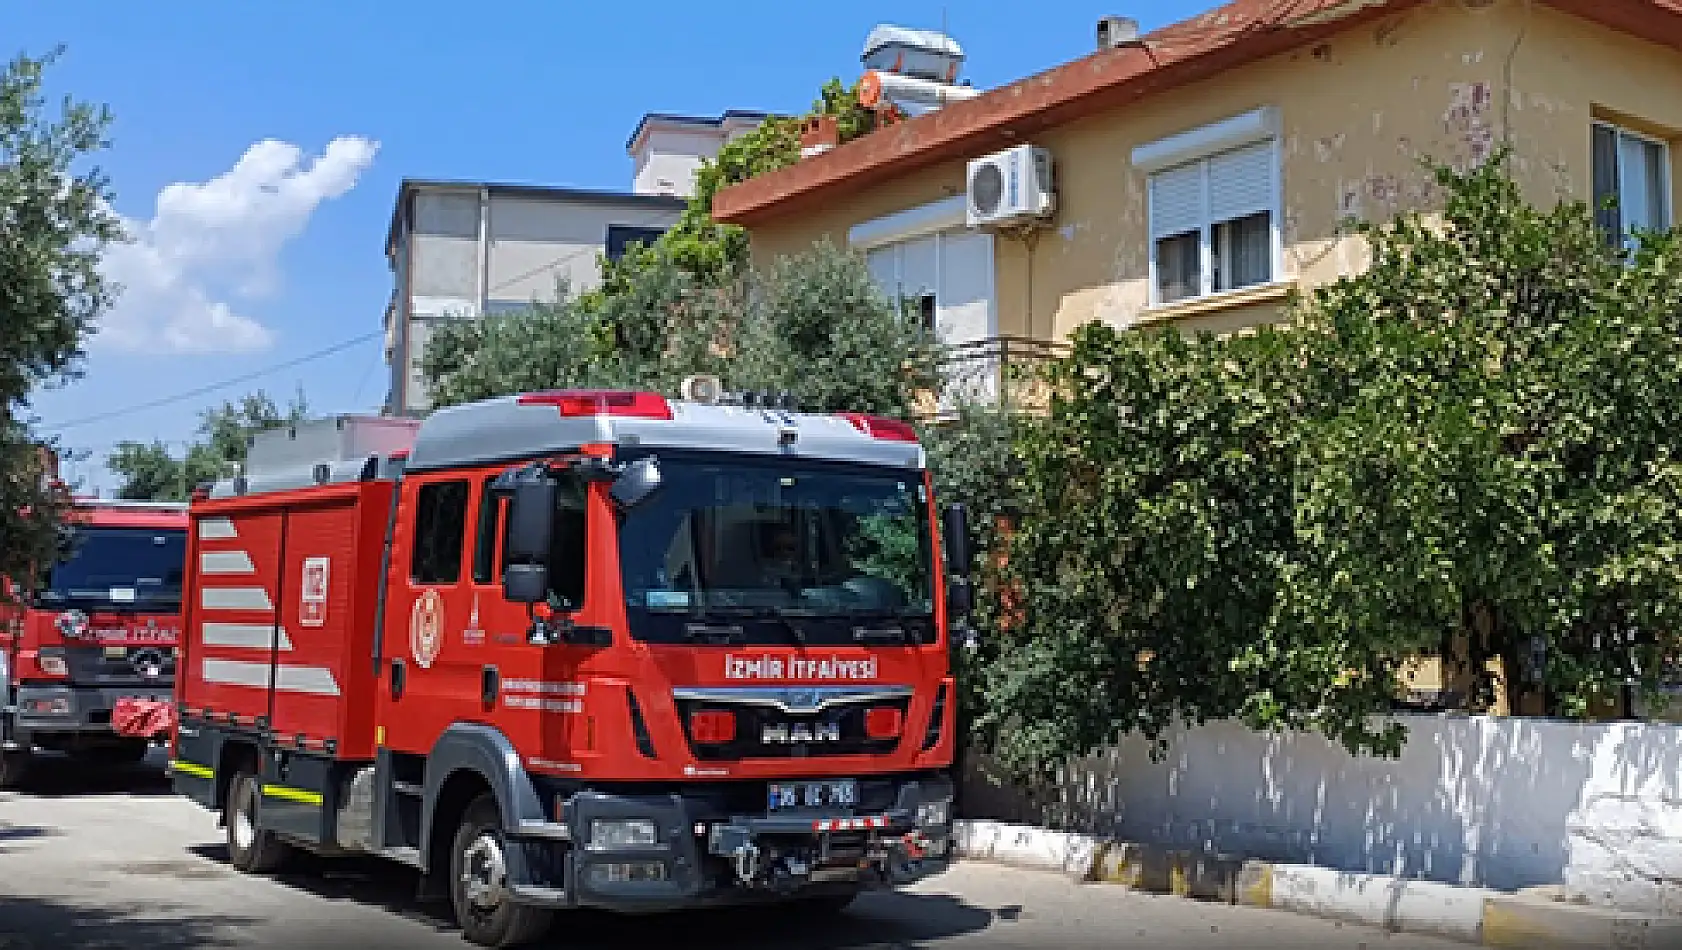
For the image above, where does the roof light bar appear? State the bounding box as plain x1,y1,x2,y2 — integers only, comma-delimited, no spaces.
836,412,919,443
517,389,674,421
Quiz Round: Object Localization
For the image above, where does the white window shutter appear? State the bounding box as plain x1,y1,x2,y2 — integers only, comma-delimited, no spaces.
1207,140,1273,223
1150,163,1204,240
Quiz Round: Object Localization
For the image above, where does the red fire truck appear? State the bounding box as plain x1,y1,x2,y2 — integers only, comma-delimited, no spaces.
1,496,189,786
169,385,971,947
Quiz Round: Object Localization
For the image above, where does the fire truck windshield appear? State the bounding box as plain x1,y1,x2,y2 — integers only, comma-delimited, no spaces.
616,450,938,647
35,525,188,611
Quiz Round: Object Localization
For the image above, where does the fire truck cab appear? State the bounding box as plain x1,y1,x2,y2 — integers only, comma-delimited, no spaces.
1,497,189,787
170,387,971,947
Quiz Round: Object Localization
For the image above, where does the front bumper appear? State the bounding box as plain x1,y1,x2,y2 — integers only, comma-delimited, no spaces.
8,683,173,742
506,773,955,913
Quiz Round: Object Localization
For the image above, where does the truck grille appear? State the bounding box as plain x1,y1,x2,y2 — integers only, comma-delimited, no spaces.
63,644,175,688
673,689,912,762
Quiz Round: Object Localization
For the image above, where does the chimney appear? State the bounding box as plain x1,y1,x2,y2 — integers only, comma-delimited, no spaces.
799,114,839,158
1097,15,1141,50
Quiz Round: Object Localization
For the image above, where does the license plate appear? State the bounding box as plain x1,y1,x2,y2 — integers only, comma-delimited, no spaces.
768,779,857,811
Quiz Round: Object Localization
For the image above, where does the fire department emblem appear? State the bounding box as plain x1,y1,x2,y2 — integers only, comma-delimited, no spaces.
409,589,444,669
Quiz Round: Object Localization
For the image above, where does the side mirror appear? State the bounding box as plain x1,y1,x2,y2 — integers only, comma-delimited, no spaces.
503,466,556,564
942,503,975,622
947,577,974,619
942,503,973,574
610,456,663,509
502,563,550,606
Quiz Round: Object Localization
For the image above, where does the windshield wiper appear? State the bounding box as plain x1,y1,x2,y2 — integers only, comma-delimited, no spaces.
698,605,810,645
846,608,931,645
680,610,746,644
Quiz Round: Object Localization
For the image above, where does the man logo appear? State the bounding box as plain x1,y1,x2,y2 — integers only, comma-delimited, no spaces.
761,722,840,744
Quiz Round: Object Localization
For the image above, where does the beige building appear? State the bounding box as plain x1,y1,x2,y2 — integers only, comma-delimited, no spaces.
713,0,1682,404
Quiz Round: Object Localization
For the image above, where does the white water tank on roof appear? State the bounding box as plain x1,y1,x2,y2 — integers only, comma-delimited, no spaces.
244,414,420,475
861,24,965,84
858,70,981,118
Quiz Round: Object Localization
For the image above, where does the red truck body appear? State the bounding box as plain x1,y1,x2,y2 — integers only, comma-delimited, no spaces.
170,389,969,947
1,497,189,785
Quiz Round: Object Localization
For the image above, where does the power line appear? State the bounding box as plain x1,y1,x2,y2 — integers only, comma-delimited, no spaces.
42,330,383,433
485,207,681,297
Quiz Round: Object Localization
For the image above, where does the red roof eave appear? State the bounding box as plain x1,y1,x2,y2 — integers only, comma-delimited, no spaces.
712,0,1682,228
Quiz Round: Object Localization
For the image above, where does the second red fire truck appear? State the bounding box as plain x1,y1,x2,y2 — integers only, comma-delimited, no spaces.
2,495,188,786
169,384,970,947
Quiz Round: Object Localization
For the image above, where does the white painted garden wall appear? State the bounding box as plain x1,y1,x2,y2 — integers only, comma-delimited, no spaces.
961,713,1682,913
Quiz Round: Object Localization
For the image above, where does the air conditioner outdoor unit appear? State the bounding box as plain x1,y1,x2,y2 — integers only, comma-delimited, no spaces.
965,144,1056,229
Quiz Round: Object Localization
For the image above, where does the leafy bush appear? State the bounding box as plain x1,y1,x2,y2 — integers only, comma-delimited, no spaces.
979,152,1682,779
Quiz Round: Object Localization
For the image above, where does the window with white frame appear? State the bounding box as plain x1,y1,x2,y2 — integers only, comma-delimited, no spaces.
1148,138,1278,306
1592,120,1672,251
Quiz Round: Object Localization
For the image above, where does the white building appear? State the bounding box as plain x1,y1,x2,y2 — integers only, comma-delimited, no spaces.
625,111,773,198
383,110,773,415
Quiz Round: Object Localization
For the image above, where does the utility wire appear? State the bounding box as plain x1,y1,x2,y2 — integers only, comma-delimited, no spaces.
42,330,383,433
485,207,680,297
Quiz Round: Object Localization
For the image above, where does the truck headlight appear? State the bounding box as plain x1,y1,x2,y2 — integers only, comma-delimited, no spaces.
916,800,950,828
36,649,68,677
588,818,659,850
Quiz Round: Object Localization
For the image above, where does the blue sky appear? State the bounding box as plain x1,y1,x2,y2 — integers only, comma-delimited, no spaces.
14,0,1201,495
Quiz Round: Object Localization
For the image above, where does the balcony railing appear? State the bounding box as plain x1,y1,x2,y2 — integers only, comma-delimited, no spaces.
914,335,1069,420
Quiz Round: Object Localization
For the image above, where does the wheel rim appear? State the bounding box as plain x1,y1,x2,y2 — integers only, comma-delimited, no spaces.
460,832,509,912
232,779,257,851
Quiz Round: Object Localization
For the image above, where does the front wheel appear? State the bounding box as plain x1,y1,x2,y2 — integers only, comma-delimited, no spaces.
450,793,553,948
225,769,292,873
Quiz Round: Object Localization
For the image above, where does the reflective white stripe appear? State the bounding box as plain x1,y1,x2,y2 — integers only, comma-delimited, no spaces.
201,587,273,612
199,518,237,540
199,550,255,575
200,658,269,688
273,665,342,696
200,623,292,651
200,658,341,696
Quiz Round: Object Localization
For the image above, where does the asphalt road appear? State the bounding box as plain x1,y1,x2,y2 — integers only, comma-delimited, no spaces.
0,750,1471,950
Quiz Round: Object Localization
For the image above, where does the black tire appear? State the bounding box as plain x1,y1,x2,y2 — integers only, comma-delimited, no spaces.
449,793,553,948
225,769,291,874
0,749,31,789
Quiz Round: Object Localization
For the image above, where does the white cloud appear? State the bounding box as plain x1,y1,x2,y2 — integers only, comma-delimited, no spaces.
94,135,380,355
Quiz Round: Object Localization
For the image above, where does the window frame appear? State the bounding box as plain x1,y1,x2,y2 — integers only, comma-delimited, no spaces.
862,229,998,340
544,465,590,612
470,475,507,586
1145,138,1283,308
1592,118,1674,251
409,478,472,585
605,224,669,263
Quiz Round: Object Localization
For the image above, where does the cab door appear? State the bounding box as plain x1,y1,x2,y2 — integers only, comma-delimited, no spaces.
378,474,478,754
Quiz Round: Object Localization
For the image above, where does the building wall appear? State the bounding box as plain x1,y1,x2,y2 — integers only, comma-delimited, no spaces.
388,188,683,413
963,713,1682,912
485,194,681,304
746,0,1682,341
632,127,727,197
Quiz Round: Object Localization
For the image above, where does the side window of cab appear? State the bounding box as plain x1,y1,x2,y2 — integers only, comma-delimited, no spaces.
410,479,471,585
497,464,592,612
